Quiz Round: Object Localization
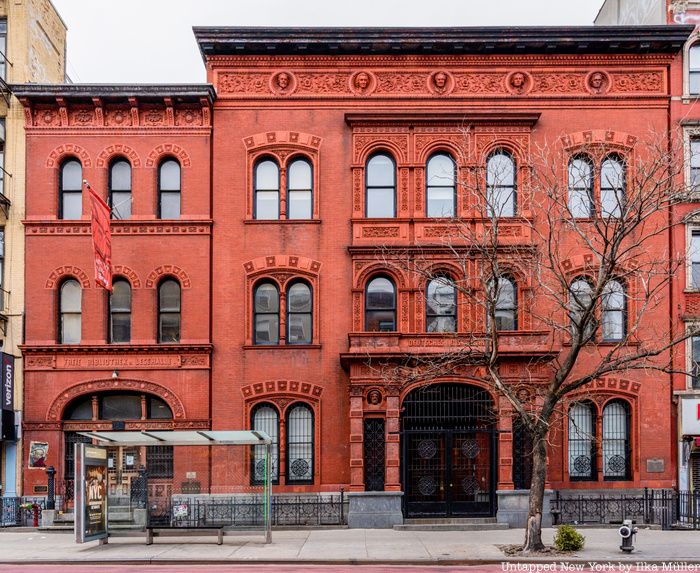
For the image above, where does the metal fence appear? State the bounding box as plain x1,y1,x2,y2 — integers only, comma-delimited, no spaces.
551,489,700,529
149,493,348,528
1,497,44,527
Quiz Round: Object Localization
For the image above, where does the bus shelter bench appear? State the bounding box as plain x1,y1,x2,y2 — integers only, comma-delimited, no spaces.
145,525,224,545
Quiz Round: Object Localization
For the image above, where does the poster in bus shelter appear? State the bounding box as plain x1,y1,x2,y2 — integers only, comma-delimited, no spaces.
74,443,109,543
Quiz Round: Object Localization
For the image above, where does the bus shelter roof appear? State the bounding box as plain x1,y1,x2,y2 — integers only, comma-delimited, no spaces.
77,430,272,446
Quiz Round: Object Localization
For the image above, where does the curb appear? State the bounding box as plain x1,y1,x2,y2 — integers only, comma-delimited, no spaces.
3,559,700,566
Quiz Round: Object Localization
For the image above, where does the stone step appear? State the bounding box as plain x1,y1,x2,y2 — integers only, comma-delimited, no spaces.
404,517,497,525
39,524,144,531
394,522,509,531
54,514,135,524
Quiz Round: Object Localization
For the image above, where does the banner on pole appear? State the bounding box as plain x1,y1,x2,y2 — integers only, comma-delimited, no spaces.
85,181,112,292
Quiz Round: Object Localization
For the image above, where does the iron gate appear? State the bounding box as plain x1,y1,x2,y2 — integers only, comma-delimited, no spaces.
402,429,496,517
401,383,497,518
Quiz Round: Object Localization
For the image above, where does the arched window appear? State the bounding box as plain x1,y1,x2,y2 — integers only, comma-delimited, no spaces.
602,279,626,342
59,279,81,344
691,43,700,95
109,159,132,220
568,155,594,218
64,395,93,420
365,276,396,332
63,392,173,422
426,277,456,332
490,276,517,331
287,158,312,219
109,279,131,343
426,153,456,218
286,281,312,344
601,155,625,218
486,150,516,217
254,159,279,220
254,282,279,344
60,159,82,220
366,153,395,218
159,159,181,219
568,402,596,481
286,403,314,484
602,400,630,480
251,403,279,483
569,278,595,340
158,279,181,343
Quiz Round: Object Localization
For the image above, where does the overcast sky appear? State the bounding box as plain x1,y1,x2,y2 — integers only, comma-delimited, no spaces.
50,0,603,84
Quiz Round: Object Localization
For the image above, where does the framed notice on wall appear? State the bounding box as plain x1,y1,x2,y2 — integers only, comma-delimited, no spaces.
74,443,109,544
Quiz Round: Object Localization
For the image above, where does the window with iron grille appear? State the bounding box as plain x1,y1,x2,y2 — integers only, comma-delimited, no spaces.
602,400,631,481
146,446,174,479
512,416,533,490
63,432,93,479
363,418,385,491
568,402,596,481
286,403,314,484
251,403,279,484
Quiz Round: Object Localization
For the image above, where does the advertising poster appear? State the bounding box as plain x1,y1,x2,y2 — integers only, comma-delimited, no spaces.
28,441,48,468
75,443,109,543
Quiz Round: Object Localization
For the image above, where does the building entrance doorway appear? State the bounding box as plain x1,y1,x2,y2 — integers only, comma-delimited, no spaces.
401,383,496,518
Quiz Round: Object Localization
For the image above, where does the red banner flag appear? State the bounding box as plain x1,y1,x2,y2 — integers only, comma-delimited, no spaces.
85,181,112,292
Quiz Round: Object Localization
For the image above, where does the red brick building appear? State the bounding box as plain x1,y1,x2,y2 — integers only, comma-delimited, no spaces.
15,85,214,505
15,24,695,527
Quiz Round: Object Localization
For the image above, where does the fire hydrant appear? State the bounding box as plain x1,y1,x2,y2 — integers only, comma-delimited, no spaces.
31,503,40,527
618,519,638,552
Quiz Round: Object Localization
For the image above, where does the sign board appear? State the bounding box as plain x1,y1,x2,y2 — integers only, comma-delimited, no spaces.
681,397,700,436
74,443,108,544
1,352,13,411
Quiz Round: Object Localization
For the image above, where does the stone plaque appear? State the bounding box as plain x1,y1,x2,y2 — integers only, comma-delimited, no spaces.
646,458,665,473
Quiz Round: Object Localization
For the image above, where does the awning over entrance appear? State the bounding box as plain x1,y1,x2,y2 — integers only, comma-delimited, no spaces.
77,430,272,446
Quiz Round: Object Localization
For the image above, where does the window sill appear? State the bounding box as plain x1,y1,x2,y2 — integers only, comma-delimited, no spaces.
243,344,322,350
244,219,321,225
562,339,639,347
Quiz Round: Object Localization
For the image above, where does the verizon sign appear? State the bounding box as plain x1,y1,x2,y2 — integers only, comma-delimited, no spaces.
1,353,13,411
680,397,700,436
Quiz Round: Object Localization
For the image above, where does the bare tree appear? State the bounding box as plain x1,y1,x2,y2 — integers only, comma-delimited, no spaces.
370,128,696,552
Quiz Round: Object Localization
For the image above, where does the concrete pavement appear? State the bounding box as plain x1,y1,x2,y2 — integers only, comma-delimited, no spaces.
0,527,699,565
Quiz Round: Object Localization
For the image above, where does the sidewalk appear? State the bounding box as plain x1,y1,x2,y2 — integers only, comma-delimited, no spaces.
1,527,700,565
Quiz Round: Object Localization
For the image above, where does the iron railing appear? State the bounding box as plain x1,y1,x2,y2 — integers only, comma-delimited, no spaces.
149,493,347,528
0,497,44,527
551,489,700,529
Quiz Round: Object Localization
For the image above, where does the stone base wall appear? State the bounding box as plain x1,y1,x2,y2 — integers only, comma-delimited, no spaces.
496,489,554,528
347,491,403,529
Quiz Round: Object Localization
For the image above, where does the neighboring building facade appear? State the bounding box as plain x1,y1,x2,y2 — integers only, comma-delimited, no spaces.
602,0,700,496
14,84,214,501
14,24,696,527
0,0,66,500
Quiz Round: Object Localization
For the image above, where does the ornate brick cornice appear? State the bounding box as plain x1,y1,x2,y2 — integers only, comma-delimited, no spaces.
24,220,212,235
211,66,668,101
195,26,691,57
15,85,214,130
21,343,212,355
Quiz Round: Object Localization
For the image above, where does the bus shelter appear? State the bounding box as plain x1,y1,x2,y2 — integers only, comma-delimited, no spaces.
74,430,273,544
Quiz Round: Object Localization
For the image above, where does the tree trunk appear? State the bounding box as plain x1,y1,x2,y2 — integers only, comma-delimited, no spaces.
522,434,547,553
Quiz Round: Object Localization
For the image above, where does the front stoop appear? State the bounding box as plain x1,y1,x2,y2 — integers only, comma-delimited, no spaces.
394,517,509,531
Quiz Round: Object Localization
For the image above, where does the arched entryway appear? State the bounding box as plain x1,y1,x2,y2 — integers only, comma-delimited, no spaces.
401,383,496,518
62,391,174,507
